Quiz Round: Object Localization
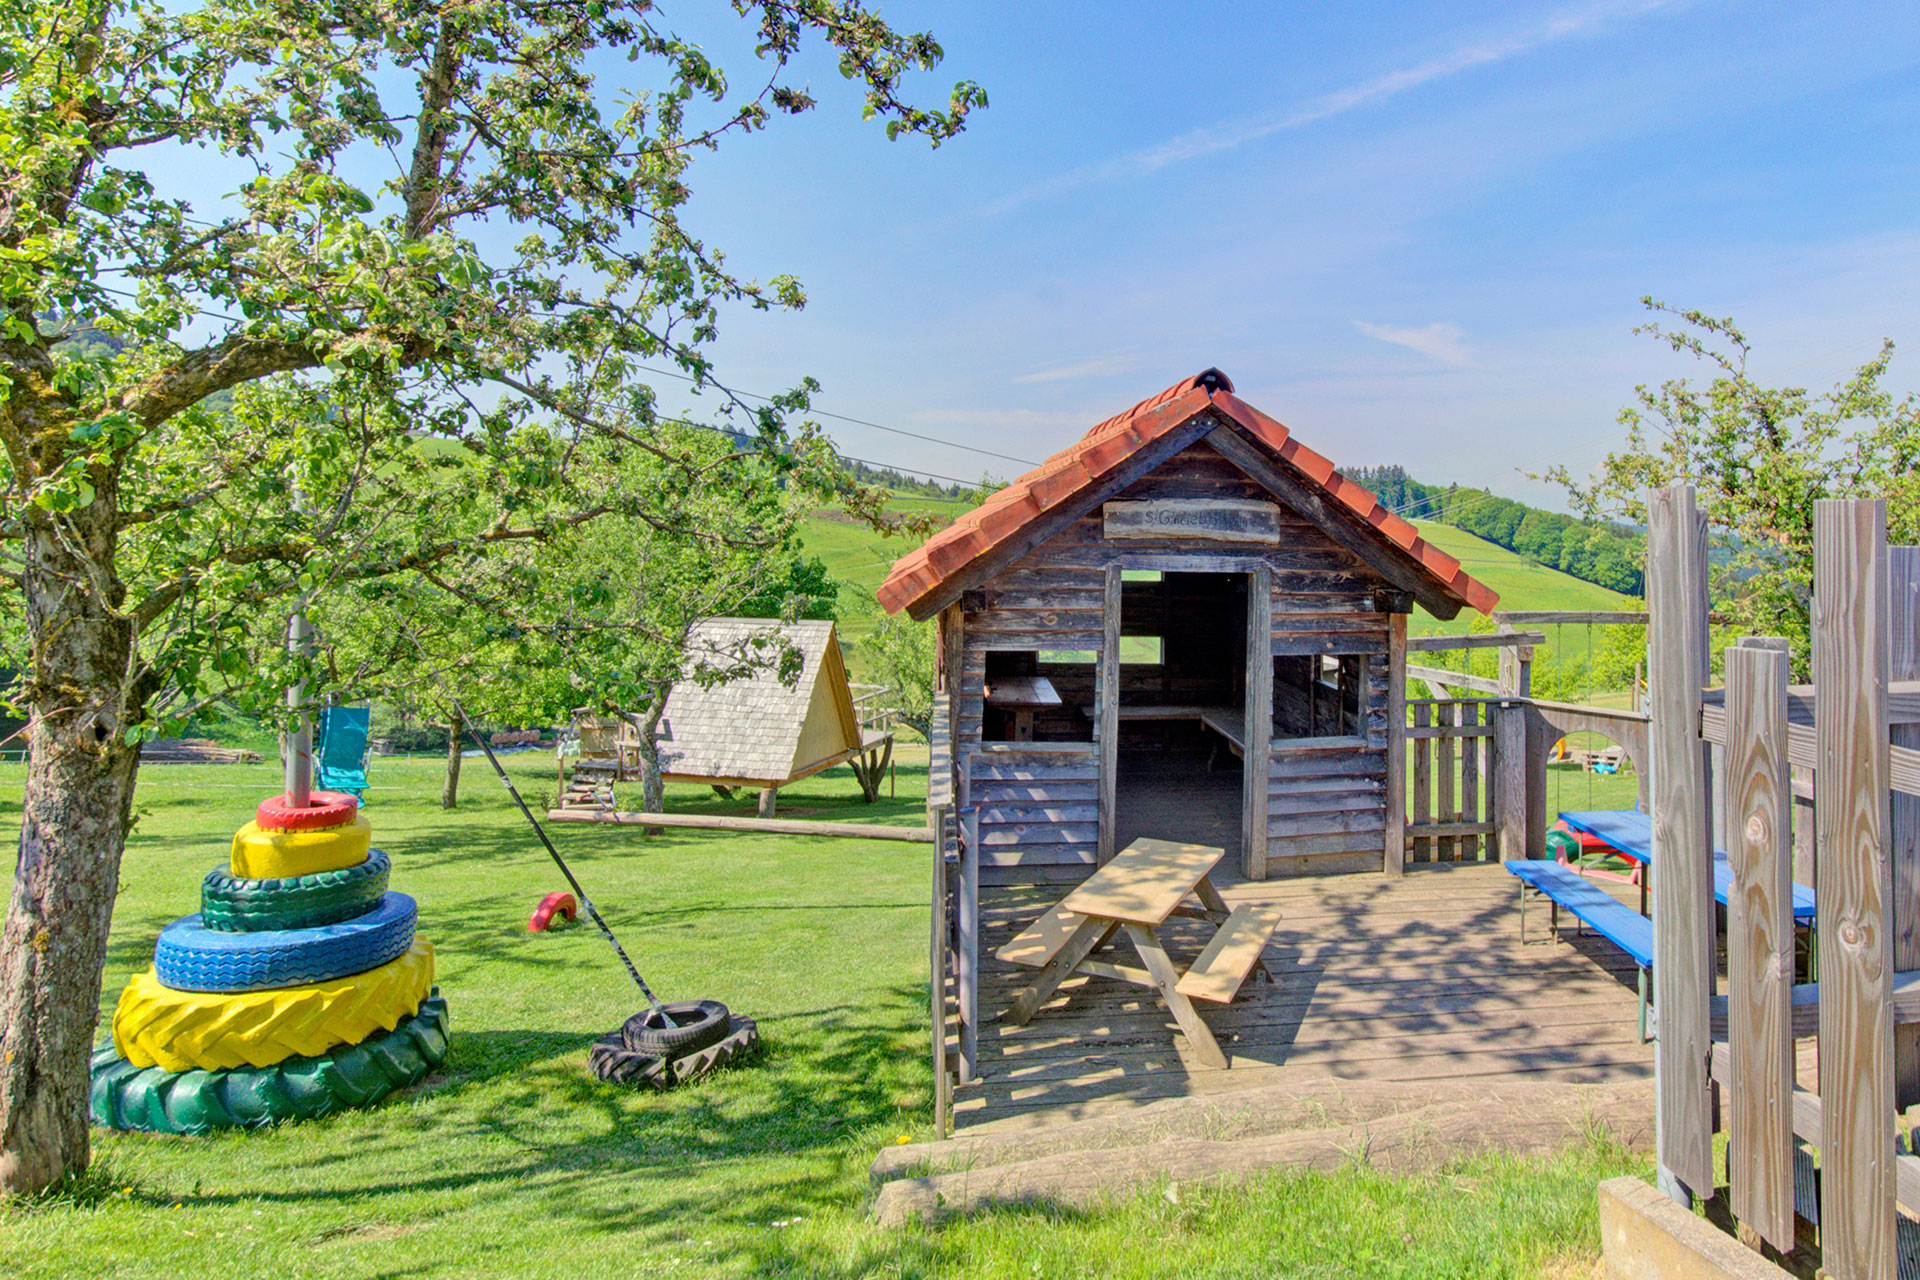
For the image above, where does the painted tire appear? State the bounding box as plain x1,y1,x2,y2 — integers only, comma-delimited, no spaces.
91,991,449,1134
153,892,416,992
114,939,434,1072
255,791,360,832
588,1015,760,1090
200,851,391,933
528,891,576,932
230,815,371,879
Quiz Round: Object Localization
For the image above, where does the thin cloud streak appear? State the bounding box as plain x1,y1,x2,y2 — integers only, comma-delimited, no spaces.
983,0,1682,215
1354,320,1474,366
1011,352,1141,384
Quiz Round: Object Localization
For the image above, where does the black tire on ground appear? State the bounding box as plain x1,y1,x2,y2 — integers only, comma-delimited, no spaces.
587,1034,667,1087
621,999,731,1056
588,1015,760,1090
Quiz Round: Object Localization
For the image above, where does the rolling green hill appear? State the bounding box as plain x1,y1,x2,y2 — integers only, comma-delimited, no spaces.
1406,520,1636,636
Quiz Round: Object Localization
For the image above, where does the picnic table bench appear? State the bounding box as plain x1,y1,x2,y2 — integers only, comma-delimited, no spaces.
1072,703,1247,769
1506,859,1654,1041
996,838,1280,1069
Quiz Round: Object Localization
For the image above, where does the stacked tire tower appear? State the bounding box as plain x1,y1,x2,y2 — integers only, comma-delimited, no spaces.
90,790,450,1135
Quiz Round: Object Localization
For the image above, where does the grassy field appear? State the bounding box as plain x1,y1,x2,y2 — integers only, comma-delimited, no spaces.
0,750,1647,1279
1403,522,1636,638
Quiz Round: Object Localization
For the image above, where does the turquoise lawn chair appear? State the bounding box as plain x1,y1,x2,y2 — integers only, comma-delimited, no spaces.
317,705,371,802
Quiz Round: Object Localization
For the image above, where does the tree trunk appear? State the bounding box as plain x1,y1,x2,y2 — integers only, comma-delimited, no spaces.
1,506,144,1195
624,694,668,834
442,711,464,809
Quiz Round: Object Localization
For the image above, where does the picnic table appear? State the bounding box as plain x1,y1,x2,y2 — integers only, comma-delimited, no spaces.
1557,809,1817,923
985,674,1061,742
996,838,1281,1070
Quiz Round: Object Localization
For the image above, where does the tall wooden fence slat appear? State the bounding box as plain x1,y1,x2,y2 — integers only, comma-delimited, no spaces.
1813,499,1895,1280
1725,642,1795,1250
1888,546,1920,1109
1648,483,1716,1200
1412,703,1431,862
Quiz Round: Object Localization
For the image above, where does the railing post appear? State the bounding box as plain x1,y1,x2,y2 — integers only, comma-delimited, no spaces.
929,801,952,1139
1647,483,1715,1204
1725,640,1794,1251
1888,547,1920,1110
1385,613,1407,874
956,753,978,1086
1495,639,1530,861
1813,499,1893,1280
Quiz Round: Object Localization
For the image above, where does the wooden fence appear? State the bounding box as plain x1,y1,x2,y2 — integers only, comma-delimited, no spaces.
1649,485,1920,1278
1406,695,1496,862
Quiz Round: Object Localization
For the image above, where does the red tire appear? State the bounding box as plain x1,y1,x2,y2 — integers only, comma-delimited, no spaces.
256,791,360,832
529,892,577,933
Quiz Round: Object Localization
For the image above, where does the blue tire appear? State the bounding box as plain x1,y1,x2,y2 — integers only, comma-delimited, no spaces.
153,893,418,993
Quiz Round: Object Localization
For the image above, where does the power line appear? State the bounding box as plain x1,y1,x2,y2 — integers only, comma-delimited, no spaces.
639,364,1040,468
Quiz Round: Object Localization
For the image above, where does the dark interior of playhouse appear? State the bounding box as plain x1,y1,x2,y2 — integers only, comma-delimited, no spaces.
978,570,1373,866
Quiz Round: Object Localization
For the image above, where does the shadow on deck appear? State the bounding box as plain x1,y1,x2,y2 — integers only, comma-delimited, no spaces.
960,860,1654,1132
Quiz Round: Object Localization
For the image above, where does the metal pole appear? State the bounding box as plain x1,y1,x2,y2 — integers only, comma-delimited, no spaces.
286,602,313,806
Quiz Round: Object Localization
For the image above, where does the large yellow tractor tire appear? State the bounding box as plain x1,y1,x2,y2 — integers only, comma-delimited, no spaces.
229,815,371,879
113,939,434,1073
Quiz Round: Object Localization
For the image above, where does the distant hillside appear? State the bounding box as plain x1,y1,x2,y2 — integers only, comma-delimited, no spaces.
1347,465,1643,596
1406,521,1633,632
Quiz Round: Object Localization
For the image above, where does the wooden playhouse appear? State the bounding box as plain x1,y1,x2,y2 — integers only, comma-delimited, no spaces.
877,368,1500,883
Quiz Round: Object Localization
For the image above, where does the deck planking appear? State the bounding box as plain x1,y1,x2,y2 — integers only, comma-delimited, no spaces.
956,860,1656,1130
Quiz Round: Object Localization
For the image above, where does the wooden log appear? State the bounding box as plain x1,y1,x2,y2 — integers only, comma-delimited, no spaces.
1493,610,1649,626
1406,631,1548,652
1647,484,1715,1202
1244,564,1273,879
1890,548,1920,1109
1386,614,1408,876
1813,499,1895,1280
544,809,935,841
1406,664,1501,695
1724,644,1795,1251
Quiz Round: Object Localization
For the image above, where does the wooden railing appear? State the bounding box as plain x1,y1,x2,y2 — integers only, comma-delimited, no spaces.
1405,695,1497,862
927,744,979,1140
1649,486,1920,1278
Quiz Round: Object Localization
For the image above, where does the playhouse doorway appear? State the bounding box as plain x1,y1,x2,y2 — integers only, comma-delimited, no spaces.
1111,571,1249,868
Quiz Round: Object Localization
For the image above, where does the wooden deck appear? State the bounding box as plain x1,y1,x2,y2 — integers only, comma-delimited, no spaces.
960,860,1655,1131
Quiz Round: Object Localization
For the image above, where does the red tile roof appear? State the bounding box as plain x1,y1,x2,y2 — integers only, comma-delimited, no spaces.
876,369,1499,619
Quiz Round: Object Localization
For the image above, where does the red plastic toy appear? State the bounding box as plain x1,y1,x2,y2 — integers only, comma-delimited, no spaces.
528,891,577,933
255,790,360,831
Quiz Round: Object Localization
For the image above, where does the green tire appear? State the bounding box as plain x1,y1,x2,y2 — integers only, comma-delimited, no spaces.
89,990,448,1135
199,850,391,933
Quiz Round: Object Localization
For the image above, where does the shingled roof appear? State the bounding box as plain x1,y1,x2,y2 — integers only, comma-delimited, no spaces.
876,369,1499,620
656,618,862,786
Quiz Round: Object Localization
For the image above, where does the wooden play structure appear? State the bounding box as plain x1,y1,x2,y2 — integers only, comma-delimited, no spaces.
875,371,1697,1162
553,617,897,820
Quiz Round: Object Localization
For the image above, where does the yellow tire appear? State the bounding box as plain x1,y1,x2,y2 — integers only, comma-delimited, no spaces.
112,939,434,1072
229,815,371,879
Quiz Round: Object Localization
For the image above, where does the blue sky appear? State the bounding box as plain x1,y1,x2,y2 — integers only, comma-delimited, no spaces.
645,0,1920,507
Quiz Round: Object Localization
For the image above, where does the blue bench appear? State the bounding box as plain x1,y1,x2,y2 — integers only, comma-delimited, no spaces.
1506,859,1654,1041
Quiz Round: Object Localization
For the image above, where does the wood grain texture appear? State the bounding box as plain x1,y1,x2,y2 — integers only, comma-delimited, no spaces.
960,760,981,1083
1889,547,1920,1109
1496,642,1530,862
1103,498,1283,543
1098,563,1122,866
1385,614,1409,876
1724,644,1794,1250
1244,565,1274,879
1813,499,1894,1280
1437,702,1458,862
1647,484,1715,1200
931,803,952,1138
1413,702,1432,864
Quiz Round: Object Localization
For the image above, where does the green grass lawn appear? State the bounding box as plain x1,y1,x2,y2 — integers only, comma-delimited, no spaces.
1,749,1646,1278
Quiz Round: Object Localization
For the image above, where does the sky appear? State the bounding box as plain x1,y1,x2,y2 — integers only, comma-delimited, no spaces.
634,0,1920,508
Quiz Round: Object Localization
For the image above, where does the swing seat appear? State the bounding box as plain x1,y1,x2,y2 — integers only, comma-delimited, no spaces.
317,706,372,799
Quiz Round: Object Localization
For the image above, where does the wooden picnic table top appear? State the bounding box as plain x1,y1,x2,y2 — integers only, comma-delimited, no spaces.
1060,837,1227,926
985,675,1062,709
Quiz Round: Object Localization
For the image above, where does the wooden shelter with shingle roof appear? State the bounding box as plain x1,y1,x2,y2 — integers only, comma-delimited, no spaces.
657,618,891,813
878,367,1498,884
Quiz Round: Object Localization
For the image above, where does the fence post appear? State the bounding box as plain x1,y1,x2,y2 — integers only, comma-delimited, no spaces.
1647,483,1715,1204
1813,499,1894,1280
929,801,952,1139
1495,639,1530,861
1386,614,1408,874
957,755,979,1086
1725,641,1794,1251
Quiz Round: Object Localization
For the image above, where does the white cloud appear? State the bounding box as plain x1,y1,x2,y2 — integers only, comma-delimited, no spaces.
1353,320,1474,367
983,0,1683,215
